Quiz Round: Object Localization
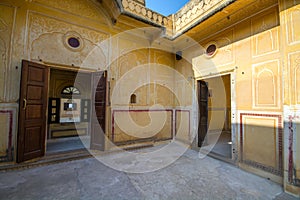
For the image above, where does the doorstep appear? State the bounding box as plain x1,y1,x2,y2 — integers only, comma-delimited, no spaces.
0,148,92,172
0,140,172,172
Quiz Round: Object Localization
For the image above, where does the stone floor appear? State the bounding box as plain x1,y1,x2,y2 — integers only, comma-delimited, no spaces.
0,148,298,200
205,131,232,159
46,136,89,154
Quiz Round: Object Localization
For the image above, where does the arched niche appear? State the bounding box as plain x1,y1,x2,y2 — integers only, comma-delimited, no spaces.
256,68,276,106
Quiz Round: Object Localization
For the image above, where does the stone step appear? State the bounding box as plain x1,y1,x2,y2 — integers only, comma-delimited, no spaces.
109,141,155,152
0,149,91,172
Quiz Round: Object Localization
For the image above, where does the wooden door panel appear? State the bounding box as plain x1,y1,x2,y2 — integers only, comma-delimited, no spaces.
28,67,45,82
90,71,107,150
95,92,106,100
26,105,43,119
95,107,105,116
17,60,49,163
27,86,43,100
24,127,42,152
198,80,208,147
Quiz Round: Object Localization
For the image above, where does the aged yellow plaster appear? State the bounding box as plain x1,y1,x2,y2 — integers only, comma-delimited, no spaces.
278,0,300,196
0,113,9,156
0,0,300,196
0,4,16,102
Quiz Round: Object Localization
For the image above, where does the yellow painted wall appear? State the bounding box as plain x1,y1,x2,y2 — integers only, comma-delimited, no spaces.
110,47,176,144
0,0,299,196
0,113,10,157
174,56,195,144
49,69,91,99
0,3,16,102
0,0,114,159
296,120,300,180
204,75,231,131
192,4,283,183
113,110,173,144
193,6,281,111
0,0,176,157
278,0,300,195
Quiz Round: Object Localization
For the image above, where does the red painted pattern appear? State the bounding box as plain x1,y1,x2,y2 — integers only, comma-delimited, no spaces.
112,109,173,142
0,110,13,161
240,113,283,176
288,115,300,184
288,115,294,183
175,110,191,137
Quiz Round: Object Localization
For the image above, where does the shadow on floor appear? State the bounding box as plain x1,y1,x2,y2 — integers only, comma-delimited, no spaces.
46,136,90,154
202,130,232,159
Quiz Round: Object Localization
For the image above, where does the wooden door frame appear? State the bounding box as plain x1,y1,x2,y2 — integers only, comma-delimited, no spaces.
16,60,101,162
46,67,109,151
197,80,209,147
196,72,236,163
17,61,107,162
90,70,107,151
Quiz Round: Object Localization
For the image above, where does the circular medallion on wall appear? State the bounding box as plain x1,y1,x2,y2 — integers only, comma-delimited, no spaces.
63,31,84,51
205,42,218,58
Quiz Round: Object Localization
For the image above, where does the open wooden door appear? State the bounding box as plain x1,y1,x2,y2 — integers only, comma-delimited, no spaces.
198,80,208,147
90,71,107,150
17,60,49,162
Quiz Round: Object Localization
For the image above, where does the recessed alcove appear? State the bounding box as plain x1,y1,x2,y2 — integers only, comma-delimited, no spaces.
130,93,137,104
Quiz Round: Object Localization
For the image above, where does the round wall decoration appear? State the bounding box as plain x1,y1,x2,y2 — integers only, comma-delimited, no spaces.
63,32,84,51
205,43,218,57
67,37,80,48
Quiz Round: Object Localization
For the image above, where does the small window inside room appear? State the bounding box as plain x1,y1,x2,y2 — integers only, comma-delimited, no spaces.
61,86,80,95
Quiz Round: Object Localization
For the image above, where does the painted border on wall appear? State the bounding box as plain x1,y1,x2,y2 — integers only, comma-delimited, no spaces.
288,115,300,186
175,109,191,139
240,113,283,176
112,109,174,143
0,110,13,162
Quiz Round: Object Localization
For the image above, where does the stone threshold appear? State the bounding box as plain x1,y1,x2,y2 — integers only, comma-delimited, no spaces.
0,149,92,172
0,141,163,172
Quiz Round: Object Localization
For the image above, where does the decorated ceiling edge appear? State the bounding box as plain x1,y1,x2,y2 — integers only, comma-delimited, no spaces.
100,0,236,40
172,0,237,39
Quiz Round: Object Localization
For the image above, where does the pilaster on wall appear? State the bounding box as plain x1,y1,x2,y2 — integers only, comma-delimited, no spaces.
0,3,18,103
0,2,20,162
279,0,300,197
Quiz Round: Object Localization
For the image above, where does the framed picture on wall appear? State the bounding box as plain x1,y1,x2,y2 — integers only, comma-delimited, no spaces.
60,98,81,123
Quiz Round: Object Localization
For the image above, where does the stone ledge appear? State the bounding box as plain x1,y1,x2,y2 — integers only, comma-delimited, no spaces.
118,0,236,39
173,0,236,35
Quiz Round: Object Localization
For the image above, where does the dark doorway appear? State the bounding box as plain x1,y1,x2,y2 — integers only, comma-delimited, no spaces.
17,60,107,162
90,71,107,151
198,75,232,160
46,69,107,154
46,69,91,154
198,80,209,147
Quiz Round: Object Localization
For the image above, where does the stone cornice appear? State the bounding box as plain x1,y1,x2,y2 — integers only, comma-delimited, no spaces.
120,0,173,36
116,0,236,39
173,0,236,37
